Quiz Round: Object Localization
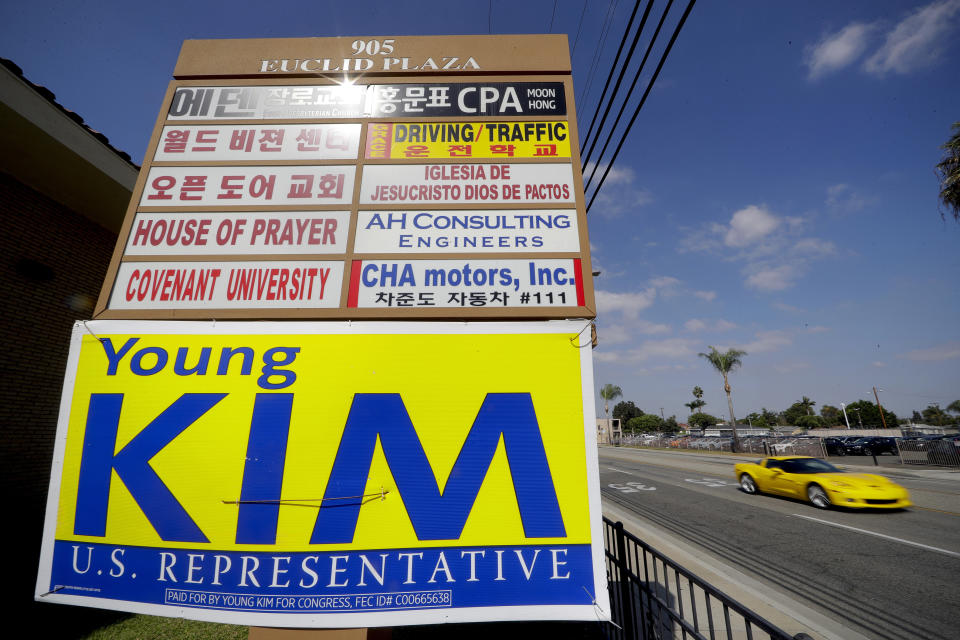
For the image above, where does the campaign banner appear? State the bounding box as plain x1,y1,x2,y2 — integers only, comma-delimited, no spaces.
348,259,584,309
153,124,360,162
365,122,570,160
354,210,580,254
109,261,343,309
139,166,355,207
166,83,565,120
37,321,608,627
360,164,575,205
125,212,350,256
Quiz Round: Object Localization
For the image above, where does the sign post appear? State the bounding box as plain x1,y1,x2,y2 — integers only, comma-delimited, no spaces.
37,35,607,630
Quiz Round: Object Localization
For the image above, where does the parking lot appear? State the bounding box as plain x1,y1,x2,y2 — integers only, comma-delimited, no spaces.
617,433,960,468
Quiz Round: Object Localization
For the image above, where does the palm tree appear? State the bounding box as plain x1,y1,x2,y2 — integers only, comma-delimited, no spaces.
800,396,816,416
693,386,705,413
947,399,960,416
599,383,623,444
599,383,622,422
936,121,960,222
698,346,747,452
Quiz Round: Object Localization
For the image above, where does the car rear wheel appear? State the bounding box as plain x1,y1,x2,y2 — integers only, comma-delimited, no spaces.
836,448,846,456
807,484,830,509
739,474,758,495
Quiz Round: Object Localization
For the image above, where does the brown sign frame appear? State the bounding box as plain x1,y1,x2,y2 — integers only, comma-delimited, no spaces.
94,36,595,321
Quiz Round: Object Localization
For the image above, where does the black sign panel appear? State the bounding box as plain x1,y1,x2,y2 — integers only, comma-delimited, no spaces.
167,83,566,120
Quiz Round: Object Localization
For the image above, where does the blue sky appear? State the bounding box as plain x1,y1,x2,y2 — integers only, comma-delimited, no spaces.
2,0,957,422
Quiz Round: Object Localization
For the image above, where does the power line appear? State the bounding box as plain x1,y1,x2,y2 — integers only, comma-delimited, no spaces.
584,0,673,191
575,0,619,116
580,0,653,160
549,0,558,32
571,0,589,54
586,0,697,214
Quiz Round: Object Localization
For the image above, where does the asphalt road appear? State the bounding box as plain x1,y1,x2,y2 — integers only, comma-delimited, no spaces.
598,447,960,640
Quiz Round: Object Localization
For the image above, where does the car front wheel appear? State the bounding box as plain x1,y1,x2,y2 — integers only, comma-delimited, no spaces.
807,484,831,509
740,474,758,495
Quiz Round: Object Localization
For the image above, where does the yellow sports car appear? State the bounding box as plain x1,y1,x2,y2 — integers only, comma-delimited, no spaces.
734,456,911,509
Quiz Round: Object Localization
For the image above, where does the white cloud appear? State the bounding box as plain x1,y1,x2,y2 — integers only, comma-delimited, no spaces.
774,361,812,374
684,318,737,333
724,205,780,248
593,351,622,363
595,289,656,319
693,290,717,302
865,0,960,75
773,302,803,313
744,264,799,292
604,165,636,185
731,330,794,354
649,276,681,289
596,324,632,346
793,238,837,256
899,341,960,361
873,361,887,368
635,320,672,335
585,163,654,218
805,22,875,79
625,338,700,362
826,183,870,214
680,204,836,294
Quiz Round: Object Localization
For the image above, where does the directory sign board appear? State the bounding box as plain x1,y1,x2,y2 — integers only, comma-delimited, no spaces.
36,320,608,627
94,35,595,320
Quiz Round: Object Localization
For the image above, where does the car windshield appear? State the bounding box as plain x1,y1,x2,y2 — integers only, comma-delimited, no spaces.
778,458,841,474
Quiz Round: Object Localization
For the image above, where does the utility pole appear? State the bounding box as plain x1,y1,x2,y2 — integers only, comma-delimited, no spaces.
873,386,888,429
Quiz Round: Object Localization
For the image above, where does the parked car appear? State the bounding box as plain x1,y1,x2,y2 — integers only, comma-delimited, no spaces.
822,436,851,456
734,456,911,509
841,436,898,456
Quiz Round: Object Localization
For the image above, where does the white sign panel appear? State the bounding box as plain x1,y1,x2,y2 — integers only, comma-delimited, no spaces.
360,164,575,205
348,258,584,309
153,124,360,161
140,166,356,207
125,212,350,256
110,261,343,309
354,210,580,253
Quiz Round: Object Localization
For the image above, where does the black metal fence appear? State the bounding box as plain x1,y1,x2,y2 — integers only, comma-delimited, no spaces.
896,438,960,467
603,517,812,640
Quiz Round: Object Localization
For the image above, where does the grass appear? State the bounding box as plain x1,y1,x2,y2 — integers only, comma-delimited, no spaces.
78,616,605,640
82,615,247,640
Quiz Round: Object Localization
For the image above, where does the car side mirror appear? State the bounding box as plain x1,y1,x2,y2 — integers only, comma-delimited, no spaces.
770,469,782,476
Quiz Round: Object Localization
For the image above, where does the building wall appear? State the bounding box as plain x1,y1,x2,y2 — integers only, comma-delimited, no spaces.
0,171,117,498
0,171,121,632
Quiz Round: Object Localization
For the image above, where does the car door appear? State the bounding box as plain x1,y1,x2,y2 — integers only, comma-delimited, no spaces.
764,459,807,497
756,459,789,494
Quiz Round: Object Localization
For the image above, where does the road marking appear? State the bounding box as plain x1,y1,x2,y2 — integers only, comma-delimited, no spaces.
684,477,732,487
606,466,632,474
791,514,960,559
608,482,656,493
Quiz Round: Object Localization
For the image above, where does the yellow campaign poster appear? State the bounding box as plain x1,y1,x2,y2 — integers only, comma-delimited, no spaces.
365,122,571,160
36,320,607,627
